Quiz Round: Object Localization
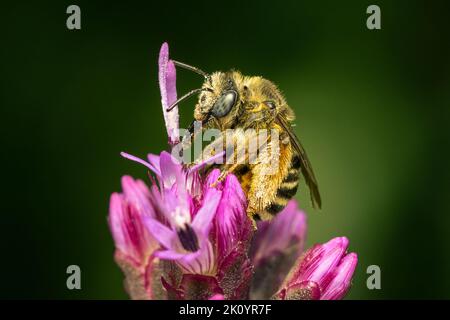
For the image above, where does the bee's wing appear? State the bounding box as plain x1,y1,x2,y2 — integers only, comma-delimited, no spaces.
276,115,322,209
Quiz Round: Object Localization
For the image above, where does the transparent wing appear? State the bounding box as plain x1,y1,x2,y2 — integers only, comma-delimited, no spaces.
276,114,322,209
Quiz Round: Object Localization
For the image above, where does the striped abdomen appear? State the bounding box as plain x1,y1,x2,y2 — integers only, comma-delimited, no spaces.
260,153,301,218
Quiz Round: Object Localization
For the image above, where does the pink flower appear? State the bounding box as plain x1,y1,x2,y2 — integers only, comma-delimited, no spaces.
108,42,358,300
249,201,308,299
109,176,156,267
118,150,252,299
108,176,159,299
274,237,358,300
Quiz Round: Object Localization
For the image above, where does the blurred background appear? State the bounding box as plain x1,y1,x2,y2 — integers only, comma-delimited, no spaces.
1,0,449,299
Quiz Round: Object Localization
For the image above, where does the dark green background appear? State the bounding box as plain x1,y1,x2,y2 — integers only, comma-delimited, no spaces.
2,1,449,299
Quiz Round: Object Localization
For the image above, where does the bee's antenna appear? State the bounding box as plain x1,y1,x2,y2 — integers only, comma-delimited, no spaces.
166,87,212,112
172,60,210,81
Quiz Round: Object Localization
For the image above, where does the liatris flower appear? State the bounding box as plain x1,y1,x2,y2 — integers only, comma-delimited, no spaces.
108,42,358,300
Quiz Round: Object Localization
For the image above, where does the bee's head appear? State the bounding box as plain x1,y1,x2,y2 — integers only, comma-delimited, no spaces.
166,60,294,130
195,71,295,130
194,71,244,129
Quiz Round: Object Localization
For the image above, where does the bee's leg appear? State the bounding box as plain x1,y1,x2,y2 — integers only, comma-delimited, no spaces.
210,163,240,187
209,130,253,187
245,206,259,229
181,121,199,167
185,119,220,168
187,135,227,176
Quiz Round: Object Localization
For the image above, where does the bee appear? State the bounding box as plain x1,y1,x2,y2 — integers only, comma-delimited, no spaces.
167,60,321,221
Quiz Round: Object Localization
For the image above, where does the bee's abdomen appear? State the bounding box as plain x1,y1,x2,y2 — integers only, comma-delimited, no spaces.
262,154,301,217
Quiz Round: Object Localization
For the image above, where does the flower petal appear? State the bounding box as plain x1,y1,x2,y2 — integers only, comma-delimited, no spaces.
300,237,349,290
250,200,307,300
251,200,307,265
108,191,156,265
320,252,358,300
147,153,161,177
156,236,216,276
120,152,158,174
186,171,202,201
214,173,249,257
143,216,175,250
158,152,191,222
188,150,226,173
203,169,220,194
178,237,216,275
109,193,127,253
121,175,154,218
159,151,185,189
192,187,221,235
155,249,198,261
158,42,179,145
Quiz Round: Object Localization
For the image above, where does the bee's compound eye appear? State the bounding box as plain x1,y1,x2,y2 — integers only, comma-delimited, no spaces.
211,90,237,117
265,101,276,110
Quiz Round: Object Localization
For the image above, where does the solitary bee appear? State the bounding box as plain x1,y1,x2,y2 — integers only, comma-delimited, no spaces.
167,61,321,221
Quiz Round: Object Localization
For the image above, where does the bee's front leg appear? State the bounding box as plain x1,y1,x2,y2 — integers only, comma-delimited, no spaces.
210,163,240,187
